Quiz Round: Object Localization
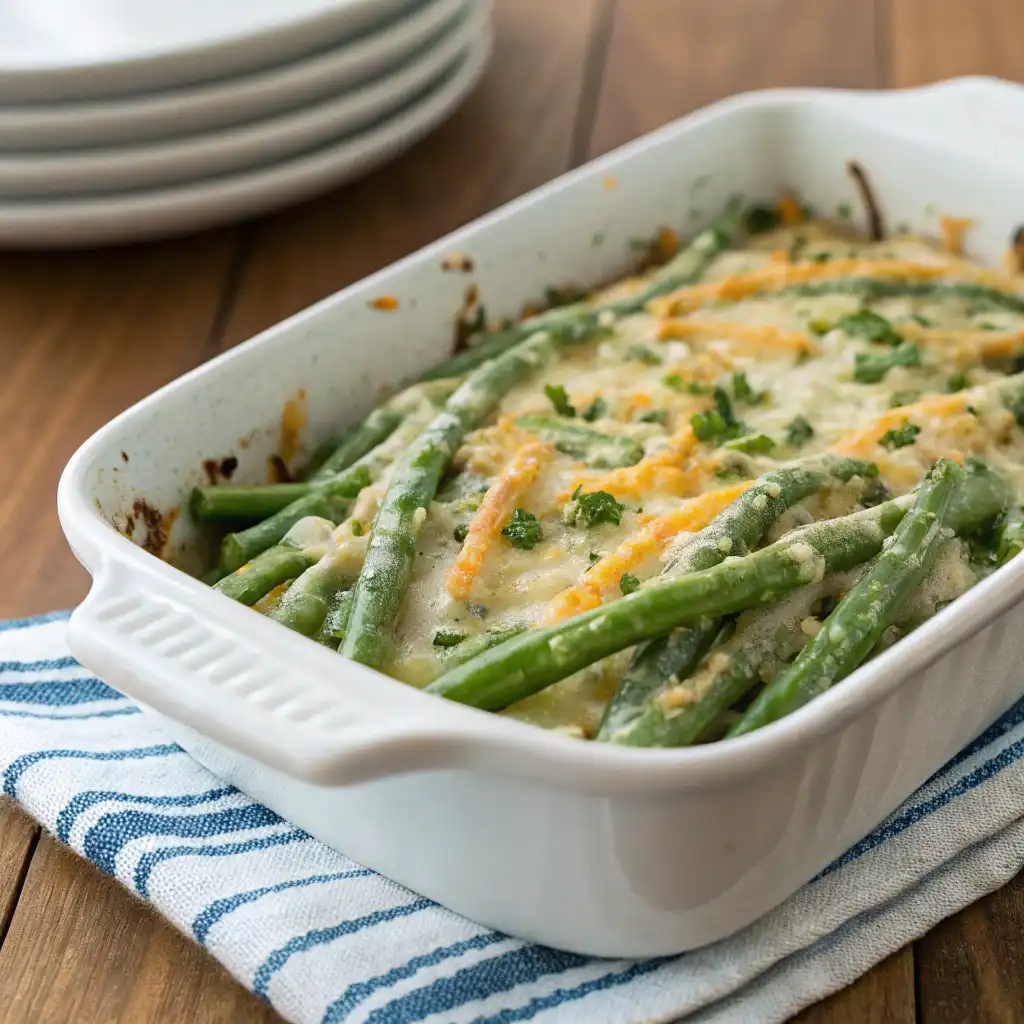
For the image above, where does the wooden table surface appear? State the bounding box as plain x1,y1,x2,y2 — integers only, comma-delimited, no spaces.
2,1,1024,1020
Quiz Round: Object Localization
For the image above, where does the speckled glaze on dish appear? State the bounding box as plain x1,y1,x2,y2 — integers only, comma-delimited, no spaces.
58,76,1024,956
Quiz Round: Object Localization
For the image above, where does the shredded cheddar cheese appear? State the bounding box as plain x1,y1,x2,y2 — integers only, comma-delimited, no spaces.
648,259,1010,317
562,428,699,500
446,442,554,600
542,482,752,624
657,319,817,353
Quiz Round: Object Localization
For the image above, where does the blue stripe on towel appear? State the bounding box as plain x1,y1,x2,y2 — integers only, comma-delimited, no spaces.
474,959,667,1024
85,803,284,876
0,610,71,632
321,932,509,1024
194,870,375,944
253,898,435,998
135,827,311,897
0,706,139,722
0,679,121,706
3,744,182,797
362,946,594,1024
0,656,80,673
57,786,236,841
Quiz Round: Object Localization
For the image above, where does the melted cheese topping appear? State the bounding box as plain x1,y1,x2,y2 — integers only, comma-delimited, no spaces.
379,226,1024,731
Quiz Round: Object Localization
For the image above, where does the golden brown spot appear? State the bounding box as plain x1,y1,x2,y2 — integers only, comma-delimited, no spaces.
278,389,307,467
370,295,400,311
129,498,177,558
602,175,618,191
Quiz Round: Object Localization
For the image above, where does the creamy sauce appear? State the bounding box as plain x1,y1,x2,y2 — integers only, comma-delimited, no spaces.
381,225,1024,732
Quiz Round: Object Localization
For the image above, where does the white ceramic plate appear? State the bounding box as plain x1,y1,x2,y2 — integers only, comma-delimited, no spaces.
0,0,467,151
0,31,491,247
0,0,426,102
0,5,485,199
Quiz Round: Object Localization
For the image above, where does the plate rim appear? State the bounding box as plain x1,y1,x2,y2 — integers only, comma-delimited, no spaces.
0,30,493,247
0,0,432,102
0,0,469,150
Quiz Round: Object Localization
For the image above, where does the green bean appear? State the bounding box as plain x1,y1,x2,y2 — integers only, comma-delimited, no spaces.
214,517,334,606
729,460,964,736
515,416,644,468
428,459,1009,711
342,325,601,669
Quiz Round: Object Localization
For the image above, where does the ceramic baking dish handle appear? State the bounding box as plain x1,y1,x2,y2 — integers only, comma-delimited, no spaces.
834,76,1024,165
66,556,500,784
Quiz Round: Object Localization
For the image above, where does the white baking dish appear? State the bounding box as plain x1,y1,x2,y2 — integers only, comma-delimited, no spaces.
58,76,1024,958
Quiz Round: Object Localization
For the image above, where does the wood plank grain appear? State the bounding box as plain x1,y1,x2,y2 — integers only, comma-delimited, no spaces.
891,0,1024,85
0,802,38,950
589,0,881,157
219,0,607,350
916,870,1024,1023
792,949,916,1024
0,835,280,1024
890,4,1024,1022
0,229,241,618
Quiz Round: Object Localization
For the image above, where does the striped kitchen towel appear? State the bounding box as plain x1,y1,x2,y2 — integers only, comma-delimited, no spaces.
3,610,1024,1024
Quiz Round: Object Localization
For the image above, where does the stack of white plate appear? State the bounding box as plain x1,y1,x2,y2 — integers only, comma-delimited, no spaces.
0,0,492,246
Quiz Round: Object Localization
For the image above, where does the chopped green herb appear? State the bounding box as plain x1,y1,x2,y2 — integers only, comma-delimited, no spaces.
581,396,608,422
966,405,980,417
691,387,745,443
432,627,468,648
468,602,489,620
619,572,641,595
808,319,832,336
744,205,779,234
785,415,814,447
979,322,1000,331
544,383,576,417
788,234,808,261
587,551,603,566
812,252,832,263
837,201,853,220
879,421,921,450
853,342,922,384
350,519,364,537
837,310,903,346
638,409,669,424
723,432,776,455
732,371,766,405
888,389,922,408
627,344,663,366
453,523,469,543
563,487,626,529
947,371,970,393
908,314,933,327
501,508,544,549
